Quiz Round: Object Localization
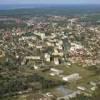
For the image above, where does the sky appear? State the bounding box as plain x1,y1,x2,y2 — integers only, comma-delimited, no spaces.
0,0,99,4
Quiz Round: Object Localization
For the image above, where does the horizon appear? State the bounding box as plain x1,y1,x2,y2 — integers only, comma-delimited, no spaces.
0,0,100,5
1,4,100,5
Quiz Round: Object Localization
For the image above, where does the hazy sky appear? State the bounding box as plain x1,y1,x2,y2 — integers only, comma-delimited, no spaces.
0,0,99,4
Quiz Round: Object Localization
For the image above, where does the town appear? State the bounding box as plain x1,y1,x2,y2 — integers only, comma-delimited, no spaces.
0,7,100,100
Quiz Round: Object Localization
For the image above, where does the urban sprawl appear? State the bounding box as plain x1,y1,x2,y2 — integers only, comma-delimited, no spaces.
0,15,100,100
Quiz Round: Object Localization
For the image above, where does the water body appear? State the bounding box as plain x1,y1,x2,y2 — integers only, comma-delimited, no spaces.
56,86,72,96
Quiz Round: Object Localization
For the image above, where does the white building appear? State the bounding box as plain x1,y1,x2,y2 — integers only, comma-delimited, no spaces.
77,86,86,91
54,57,59,65
25,56,40,60
45,53,50,62
50,68,63,75
62,73,81,82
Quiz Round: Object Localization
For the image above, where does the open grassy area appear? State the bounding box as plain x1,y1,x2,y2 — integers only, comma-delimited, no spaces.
36,63,100,92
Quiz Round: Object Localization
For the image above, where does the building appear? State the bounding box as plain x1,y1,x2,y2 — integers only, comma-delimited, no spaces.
45,53,50,62
62,73,81,82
